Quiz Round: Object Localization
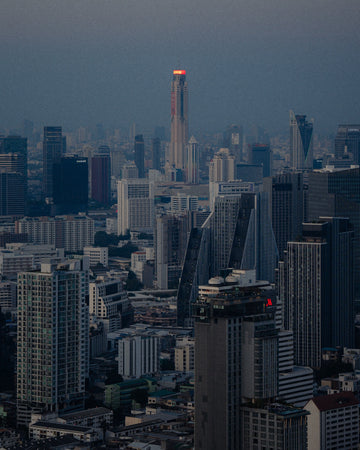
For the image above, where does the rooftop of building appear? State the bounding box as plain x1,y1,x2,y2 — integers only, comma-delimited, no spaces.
309,392,359,411
31,421,92,433
60,407,112,421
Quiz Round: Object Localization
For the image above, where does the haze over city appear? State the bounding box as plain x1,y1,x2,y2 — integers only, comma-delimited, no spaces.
1,0,359,134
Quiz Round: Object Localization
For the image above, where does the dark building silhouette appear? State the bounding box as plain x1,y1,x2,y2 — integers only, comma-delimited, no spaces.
279,218,354,368
194,278,278,450
0,172,26,216
152,137,161,171
250,143,272,177
53,156,88,214
223,124,243,163
290,111,313,170
134,134,145,178
42,127,66,200
0,135,28,196
91,154,111,204
308,168,360,300
335,125,360,163
263,172,305,258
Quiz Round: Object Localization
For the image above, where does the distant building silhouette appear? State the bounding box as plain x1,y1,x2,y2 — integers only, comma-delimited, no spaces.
334,124,360,164
170,70,188,170
290,111,313,170
151,137,161,171
91,154,111,204
186,136,199,184
250,143,272,177
42,126,66,201
53,156,88,214
134,134,145,178
223,124,243,163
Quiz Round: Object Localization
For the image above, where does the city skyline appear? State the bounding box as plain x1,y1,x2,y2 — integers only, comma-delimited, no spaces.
0,1,359,134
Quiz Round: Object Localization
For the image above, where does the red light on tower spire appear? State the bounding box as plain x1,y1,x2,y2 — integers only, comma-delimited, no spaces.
173,70,186,75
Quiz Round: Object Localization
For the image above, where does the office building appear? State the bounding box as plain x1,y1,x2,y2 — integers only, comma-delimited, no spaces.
209,148,235,182
122,162,138,179
42,126,65,200
155,213,189,289
84,246,108,267
151,137,161,171
91,154,111,204
209,180,255,211
17,259,89,426
15,215,94,252
290,111,313,170
305,392,359,450
279,218,354,368
89,276,132,333
134,134,145,178
240,404,308,449
170,193,199,212
263,172,305,257
250,143,272,177
0,280,17,310
223,124,243,163
194,271,278,450
170,70,188,170
334,124,360,163
186,136,199,184
308,168,360,300
117,179,154,235
53,156,88,214
118,335,159,379
0,172,26,216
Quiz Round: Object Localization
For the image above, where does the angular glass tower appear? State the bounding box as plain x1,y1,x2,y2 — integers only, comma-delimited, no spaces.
290,111,313,170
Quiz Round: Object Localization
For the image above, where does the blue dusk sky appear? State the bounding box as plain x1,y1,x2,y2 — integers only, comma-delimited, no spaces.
0,0,359,135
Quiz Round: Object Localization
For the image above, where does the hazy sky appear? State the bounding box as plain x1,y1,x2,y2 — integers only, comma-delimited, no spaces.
0,0,359,135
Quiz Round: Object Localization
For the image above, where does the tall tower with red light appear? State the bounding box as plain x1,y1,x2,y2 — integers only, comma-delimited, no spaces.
170,70,188,170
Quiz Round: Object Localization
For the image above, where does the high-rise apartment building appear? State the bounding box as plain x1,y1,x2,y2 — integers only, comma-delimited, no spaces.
334,124,360,163
209,148,235,182
186,136,199,184
91,154,111,204
134,134,145,178
170,70,188,170
118,335,159,379
17,259,89,427
263,172,305,257
279,218,354,368
117,179,154,235
15,214,94,252
42,127,66,200
290,111,313,170
194,271,278,450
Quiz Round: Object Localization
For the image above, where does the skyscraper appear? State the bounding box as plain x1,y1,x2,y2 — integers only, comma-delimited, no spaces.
223,124,243,163
42,127,66,200
186,136,199,184
263,172,305,258
290,111,313,170
194,272,278,450
117,179,154,235
279,218,354,368
170,70,188,170
91,154,111,204
151,137,161,171
134,134,145,178
250,143,272,177
53,156,88,214
209,148,235,182
308,168,360,300
17,259,89,427
334,124,360,163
